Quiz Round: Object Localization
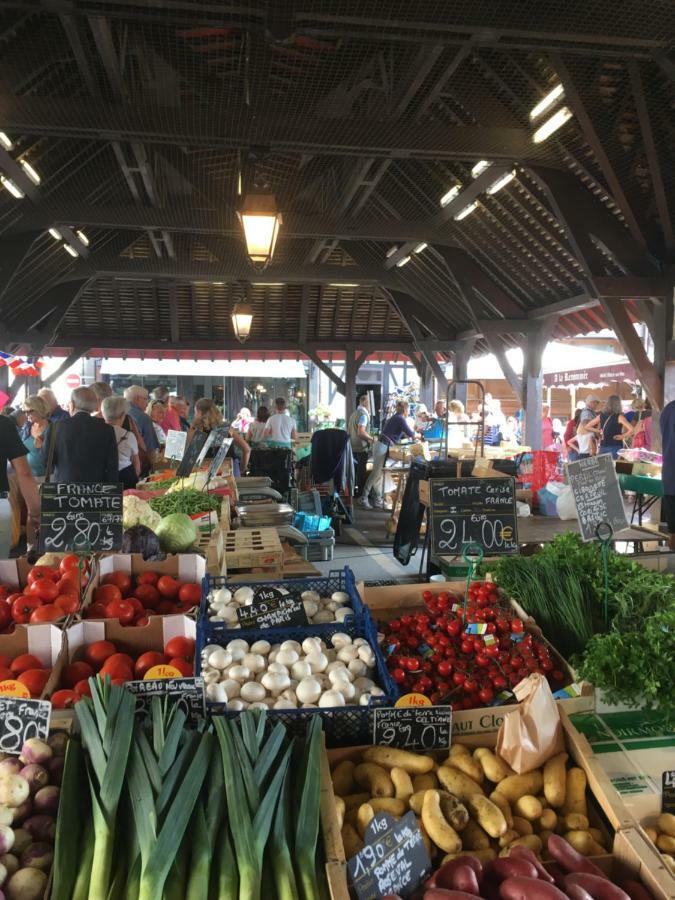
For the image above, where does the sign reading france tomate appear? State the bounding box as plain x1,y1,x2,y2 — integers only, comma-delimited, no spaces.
65,373,81,389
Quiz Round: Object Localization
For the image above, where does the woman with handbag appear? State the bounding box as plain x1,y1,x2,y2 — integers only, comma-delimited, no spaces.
585,394,634,460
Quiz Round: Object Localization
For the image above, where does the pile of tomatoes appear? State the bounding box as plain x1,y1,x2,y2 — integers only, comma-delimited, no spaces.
0,652,54,698
381,582,568,710
51,635,196,708
85,570,202,625
0,555,89,629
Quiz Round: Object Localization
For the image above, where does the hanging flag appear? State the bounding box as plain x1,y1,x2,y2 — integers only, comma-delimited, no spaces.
0,351,44,377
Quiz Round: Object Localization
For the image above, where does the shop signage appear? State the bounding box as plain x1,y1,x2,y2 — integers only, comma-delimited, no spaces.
428,476,518,557
543,362,635,389
0,697,51,754
236,592,308,629
207,436,233,480
373,706,452,751
567,454,627,541
176,430,208,478
347,811,431,899
164,430,187,461
39,482,123,553
125,677,206,723
663,770,675,815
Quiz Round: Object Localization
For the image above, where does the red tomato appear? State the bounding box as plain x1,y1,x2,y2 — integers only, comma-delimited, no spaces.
164,636,195,660
18,668,51,697
134,585,160,609
0,654,11,669
178,583,201,606
134,651,168,679
63,661,95,688
84,602,108,619
27,579,59,602
99,658,134,681
0,604,11,630
101,571,132,596
84,640,117,670
136,571,159,586
10,653,44,675
94,584,122,606
156,576,180,600
11,595,43,624
59,554,88,575
57,571,86,593
74,678,92,697
29,604,63,624
125,597,145,619
27,566,58,584
51,689,81,709
155,600,176,615
105,599,135,625
135,616,149,627
168,657,193,676
0,666,13,681
54,593,79,615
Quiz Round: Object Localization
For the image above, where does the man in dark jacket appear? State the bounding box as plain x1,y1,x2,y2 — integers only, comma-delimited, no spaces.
50,387,118,483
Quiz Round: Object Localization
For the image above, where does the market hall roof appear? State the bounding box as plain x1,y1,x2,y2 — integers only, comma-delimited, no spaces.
0,0,672,366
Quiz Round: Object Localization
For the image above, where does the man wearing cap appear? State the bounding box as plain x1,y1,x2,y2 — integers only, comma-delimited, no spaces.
579,394,601,427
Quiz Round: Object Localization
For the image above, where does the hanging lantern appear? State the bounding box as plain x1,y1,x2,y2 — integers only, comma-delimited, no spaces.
238,193,282,268
231,301,254,343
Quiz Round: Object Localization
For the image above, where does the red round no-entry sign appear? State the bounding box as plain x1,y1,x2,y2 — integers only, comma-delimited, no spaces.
65,373,81,389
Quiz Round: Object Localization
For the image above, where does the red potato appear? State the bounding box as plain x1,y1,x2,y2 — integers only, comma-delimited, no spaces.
423,891,483,900
508,846,554,883
620,881,654,900
485,858,539,883
567,886,595,900
498,877,569,900
563,874,631,900
546,835,608,880
449,865,480,895
544,863,569,890
427,856,483,891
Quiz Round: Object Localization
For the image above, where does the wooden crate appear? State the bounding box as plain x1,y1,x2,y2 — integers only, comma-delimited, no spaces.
223,527,284,575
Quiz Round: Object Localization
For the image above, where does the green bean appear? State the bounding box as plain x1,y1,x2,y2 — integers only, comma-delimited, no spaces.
148,489,221,518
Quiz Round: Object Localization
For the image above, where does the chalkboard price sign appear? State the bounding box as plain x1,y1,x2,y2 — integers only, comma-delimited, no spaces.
566,454,628,541
39,482,123,553
208,436,233,480
0,698,51,754
125,677,206,724
347,811,431,900
176,430,208,478
237,593,309,629
663,770,675,815
164,430,187,461
429,476,518,557
373,706,452,751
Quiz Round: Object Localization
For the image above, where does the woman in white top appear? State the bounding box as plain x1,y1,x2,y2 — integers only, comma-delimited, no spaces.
246,406,270,446
567,420,595,460
102,395,141,488
264,398,297,448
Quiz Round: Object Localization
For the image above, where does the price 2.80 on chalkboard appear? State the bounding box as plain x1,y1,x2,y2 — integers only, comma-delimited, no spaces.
429,476,518,557
39,483,123,553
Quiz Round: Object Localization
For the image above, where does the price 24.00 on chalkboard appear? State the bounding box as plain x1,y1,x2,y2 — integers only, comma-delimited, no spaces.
429,476,518,557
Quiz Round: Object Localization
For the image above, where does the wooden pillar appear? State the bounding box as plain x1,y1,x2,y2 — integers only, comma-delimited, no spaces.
344,350,357,425
601,298,664,410
419,362,434,409
451,340,474,408
522,325,554,450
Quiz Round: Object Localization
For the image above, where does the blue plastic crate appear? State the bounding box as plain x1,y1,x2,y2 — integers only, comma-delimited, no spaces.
198,566,366,641
197,612,399,747
293,511,332,533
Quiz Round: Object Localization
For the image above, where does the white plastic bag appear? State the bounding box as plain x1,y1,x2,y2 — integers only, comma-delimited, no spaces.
556,484,577,520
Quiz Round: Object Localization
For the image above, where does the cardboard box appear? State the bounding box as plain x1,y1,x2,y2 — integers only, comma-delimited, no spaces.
0,623,65,698
0,557,94,627
360,581,594,736
65,614,196,664
85,553,207,613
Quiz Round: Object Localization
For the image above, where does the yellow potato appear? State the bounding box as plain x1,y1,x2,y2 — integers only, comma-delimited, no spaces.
562,813,589,831
344,806,359,828
448,744,471,757
438,792,470,832
657,813,675,838
565,830,605,856
562,768,588,817
538,809,558,832
341,823,363,858
446,754,484,785
362,746,434,774
354,763,394,798
413,773,438,792
369,798,406,816
508,834,543,855
409,789,428,815
656,833,675,854
587,828,604,845
474,747,513,784
467,793,508,838
417,816,434,859
335,796,345,831
543,752,568,808
498,829,520,848
489,790,513,829
391,767,414,802
332,760,356,796
537,796,550,809
460,818,491,851
512,816,534,836
356,803,375,839
421,790,462,854
514,795,543,821
495,771,543,803
443,848,496,864
644,826,659,844
437,765,485,802
342,792,371,809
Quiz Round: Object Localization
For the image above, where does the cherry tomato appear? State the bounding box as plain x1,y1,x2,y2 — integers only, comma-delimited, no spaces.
101,571,132,596
437,660,452,677
27,579,59,602
178,583,201,606
478,687,494,704
391,668,406,684
157,576,180,599
463,678,477,693
510,618,524,633
164,636,195,660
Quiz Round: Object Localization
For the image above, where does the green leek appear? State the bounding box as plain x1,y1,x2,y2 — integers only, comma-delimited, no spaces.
293,716,322,900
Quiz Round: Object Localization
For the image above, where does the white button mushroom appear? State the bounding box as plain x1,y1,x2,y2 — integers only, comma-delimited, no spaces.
250,640,272,656
201,644,222,659
318,690,346,708
331,591,350,605
280,688,297,703
337,646,359,663
273,698,297,709
228,647,246,663
331,633,352,650
261,671,291,695
301,637,323,656
248,701,269,710
303,599,319,618
357,646,376,667
301,590,321,604
227,639,250,654
206,682,228,702
348,659,368,678
233,586,255,605
340,681,356,701
295,677,322,705
370,686,385,697
353,638,368,647
359,694,372,706
334,607,352,623
276,648,299,667
353,677,376,693
267,661,290,675
207,648,232,670
227,699,248,711
228,665,251,682
312,611,334,624
242,653,266,674
291,660,312,680
240,681,267,703
328,668,352,688
221,679,241,700
306,651,328,673
280,640,302,654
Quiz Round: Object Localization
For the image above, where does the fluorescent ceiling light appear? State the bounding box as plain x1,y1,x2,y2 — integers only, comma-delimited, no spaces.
532,106,573,143
454,202,479,221
530,84,565,120
329,282,359,287
396,255,411,267
471,160,491,177
20,160,41,185
48,228,62,240
76,229,89,246
64,244,79,257
439,185,460,207
386,245,399,258
413,242,427,254
252,282,284,286
0,176,24,199
486,170,517,195
0,132,12,151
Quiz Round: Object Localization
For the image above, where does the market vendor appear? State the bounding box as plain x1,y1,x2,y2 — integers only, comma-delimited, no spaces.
660,398,675,550
359,400,418,510
348,393,374,498
0,414,41,557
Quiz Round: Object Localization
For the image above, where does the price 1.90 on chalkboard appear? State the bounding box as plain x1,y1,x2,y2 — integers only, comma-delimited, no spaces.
429,476,518,557
39,483,123,553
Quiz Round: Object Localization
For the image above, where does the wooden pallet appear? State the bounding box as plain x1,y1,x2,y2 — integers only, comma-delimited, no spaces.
223,527,284,575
